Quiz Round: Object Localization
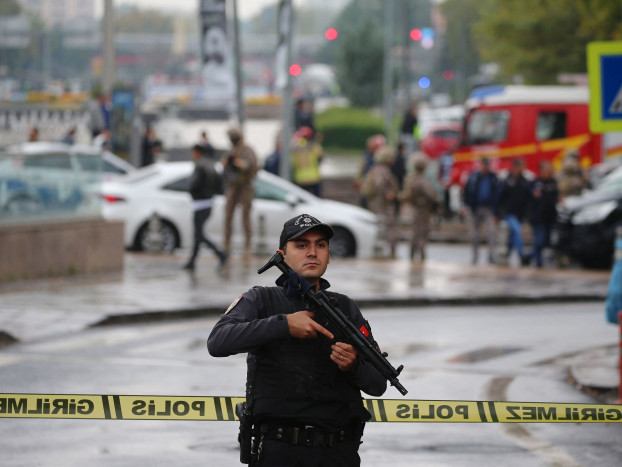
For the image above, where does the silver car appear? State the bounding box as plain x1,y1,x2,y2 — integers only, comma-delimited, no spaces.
0,142,135,215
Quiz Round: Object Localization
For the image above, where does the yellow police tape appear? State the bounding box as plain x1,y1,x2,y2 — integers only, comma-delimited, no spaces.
1,394,621,423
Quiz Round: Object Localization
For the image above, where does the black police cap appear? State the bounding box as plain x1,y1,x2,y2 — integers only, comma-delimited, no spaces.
279,214,334,249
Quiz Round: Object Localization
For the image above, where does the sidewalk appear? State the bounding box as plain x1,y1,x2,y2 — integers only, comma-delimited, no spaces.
0,245,618,400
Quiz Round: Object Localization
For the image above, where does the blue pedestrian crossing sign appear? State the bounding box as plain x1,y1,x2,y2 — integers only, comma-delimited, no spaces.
588,41,622,133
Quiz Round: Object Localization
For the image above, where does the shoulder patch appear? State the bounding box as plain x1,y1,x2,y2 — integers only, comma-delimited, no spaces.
225,296,242,314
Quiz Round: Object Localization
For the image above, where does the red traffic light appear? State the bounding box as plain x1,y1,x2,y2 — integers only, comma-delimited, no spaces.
410,29,422,41
289,64,302,77
325,28,338,41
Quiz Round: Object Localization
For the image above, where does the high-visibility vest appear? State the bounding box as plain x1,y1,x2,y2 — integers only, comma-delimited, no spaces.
291,142,322,185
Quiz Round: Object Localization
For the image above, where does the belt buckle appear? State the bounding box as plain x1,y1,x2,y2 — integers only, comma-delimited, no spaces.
303,425,315,446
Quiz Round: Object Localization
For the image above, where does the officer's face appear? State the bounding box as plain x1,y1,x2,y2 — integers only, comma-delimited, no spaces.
278,230,330,289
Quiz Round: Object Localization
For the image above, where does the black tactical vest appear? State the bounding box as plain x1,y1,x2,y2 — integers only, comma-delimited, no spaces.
248,286,367,419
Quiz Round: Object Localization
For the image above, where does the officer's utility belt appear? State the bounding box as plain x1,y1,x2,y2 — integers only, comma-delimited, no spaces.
257,420,363,448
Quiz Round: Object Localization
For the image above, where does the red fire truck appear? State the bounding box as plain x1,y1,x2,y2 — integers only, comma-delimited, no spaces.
451,85,622,185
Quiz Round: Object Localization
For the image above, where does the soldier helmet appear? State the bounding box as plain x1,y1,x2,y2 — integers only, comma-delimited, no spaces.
374,146,394,164
412,155,428,171
227,127,243,143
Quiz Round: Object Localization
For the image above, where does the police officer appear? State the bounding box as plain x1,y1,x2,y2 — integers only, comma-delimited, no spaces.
207,214,387,466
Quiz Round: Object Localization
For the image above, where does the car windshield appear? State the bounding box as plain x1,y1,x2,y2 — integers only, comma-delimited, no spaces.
254,177,292,202
466,110,510,144
596,165,622,193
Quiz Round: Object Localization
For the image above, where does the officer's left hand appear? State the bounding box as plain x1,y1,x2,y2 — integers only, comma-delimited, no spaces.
330,342,357,372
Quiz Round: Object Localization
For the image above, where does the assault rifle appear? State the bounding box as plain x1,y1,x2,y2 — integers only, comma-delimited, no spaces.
258,252,408,395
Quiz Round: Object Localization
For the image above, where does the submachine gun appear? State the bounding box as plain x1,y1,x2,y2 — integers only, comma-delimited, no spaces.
258,252,408,396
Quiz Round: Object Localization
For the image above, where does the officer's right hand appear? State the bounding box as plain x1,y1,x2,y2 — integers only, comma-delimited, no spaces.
287,311,334,340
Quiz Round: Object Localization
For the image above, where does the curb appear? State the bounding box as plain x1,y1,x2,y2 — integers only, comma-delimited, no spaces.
91,293,607,328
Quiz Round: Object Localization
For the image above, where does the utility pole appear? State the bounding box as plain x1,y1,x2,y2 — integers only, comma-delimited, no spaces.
102,0,116,95
383,0,395,142
278,0,294,181
232,0,244,129
399,0,411,108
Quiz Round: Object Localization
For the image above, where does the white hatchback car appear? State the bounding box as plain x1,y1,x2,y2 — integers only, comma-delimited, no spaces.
101,161,383,258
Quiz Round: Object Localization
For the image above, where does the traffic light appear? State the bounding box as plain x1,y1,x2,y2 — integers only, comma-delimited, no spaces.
410,29,422,41
443,70,454,81
325,28,338,41
289,64,301,77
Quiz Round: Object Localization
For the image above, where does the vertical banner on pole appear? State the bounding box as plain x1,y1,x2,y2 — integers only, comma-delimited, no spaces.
199,0,235,106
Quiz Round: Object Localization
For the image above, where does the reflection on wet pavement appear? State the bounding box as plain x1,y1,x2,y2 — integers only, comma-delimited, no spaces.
448,346,525,363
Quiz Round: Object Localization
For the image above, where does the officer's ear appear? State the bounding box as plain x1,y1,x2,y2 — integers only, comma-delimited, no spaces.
277,247,285,256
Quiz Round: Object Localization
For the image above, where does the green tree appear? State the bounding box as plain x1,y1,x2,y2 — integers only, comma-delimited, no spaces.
335,14,385,107
0,0,20,15
473,0,622,83
575,0,622,41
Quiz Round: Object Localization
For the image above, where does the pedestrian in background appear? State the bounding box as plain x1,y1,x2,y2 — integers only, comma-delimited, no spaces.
207,214,387,466
183,144,228,272
87,94,105,139
291,126,324,197
400,156,440,262
462,157,499,265
28,126,39,142
438,144,456,219
362,146,400,258
355,134,386,208
496,159,531,265
391,143,407,200
220,127,258,261
61,126,77,145
140,126,157,167
523,161,559,267
399,103,419,156
294,97,315,133
558,150,590,199
264,131,283,176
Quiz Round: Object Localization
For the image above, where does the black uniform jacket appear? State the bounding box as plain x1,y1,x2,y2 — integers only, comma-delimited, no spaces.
207,277,387,430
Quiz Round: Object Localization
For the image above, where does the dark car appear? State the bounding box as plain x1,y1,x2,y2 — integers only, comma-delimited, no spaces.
553,165,622,269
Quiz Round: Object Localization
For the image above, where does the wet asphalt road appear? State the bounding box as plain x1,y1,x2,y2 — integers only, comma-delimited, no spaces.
1,301,620,467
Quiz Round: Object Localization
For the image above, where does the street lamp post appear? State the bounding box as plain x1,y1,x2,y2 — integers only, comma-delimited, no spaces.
232,0,244,128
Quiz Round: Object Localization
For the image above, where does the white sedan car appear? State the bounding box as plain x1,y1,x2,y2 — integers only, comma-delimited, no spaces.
101,161,384,258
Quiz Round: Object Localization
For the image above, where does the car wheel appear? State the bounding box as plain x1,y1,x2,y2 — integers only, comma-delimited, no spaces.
135,219,179,253
5,194,43,214
330,226,356,258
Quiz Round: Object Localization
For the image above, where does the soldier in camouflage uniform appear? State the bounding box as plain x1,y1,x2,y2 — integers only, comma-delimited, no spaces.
362,146,400,258
220,127,258,260
400,156,440,262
